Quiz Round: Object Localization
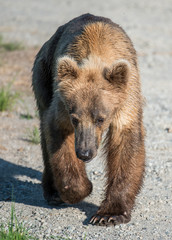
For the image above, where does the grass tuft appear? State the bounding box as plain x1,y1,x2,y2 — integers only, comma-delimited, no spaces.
0,35,24,51
20,113,33,120
0,202,84,240
0,84,19,111
0,202,37,240
27,126,40,144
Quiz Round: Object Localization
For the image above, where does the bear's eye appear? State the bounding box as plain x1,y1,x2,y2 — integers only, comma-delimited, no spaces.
71,116,79,127
96,117,104,126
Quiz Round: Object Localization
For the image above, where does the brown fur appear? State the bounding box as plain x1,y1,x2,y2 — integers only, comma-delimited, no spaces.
32,14,145,226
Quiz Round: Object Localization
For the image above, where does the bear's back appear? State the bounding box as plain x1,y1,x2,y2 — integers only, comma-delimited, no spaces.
52,14,125,58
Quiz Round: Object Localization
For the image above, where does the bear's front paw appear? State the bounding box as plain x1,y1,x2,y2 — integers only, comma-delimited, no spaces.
90,212,130,226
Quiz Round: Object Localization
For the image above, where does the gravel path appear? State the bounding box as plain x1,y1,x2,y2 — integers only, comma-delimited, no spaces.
0,0,172,239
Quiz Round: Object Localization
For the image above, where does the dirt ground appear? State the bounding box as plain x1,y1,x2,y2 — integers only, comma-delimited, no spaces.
0,0,172,239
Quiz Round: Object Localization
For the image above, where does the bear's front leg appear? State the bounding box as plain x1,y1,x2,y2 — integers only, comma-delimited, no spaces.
90,125,145,226
45,126,92,205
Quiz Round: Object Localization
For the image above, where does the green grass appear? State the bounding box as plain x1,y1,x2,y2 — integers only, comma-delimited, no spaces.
0,35,24,51
0,202,86,240
19,102,36,120
20,113,33,120
0,84,19,111
27,126,40,144
0,203,37,240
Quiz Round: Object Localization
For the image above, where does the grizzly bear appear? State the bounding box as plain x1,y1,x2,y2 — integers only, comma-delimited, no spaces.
32,13,145,226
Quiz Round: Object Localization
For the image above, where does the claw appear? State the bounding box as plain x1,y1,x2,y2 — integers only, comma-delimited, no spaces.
93,218,98,224
89,216,95,224
99,217,105,224
90,215,99,224
93,216,101,224
108,216,115,224
99,217,106,226
89,216,94,224
90,213,131,226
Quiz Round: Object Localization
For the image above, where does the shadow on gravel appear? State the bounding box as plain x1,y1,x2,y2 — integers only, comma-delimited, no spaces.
54,201,99,225
0,158,98,223
0,157,44,206
73,201,99,225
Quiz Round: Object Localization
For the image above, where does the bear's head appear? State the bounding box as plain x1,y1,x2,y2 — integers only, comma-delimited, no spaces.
57,56,130,162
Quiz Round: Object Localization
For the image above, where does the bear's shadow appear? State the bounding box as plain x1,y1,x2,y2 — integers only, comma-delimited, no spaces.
0,158,98,225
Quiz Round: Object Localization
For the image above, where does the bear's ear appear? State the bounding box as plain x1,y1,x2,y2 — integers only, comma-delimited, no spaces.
103,60,130,86
57,56,79,81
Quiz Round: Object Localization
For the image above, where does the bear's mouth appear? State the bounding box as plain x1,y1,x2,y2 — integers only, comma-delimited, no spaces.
77,154,94,163
76,148,96,163
80,158,93,163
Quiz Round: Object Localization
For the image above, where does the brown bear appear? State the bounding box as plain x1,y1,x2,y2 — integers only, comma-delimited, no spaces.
32,13,145,226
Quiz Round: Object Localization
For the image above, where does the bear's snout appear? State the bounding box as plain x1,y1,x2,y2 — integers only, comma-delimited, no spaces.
76,148,95,162
74,124,99,162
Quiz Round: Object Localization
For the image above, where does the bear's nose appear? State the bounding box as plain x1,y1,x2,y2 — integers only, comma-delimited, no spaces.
76,149,93,162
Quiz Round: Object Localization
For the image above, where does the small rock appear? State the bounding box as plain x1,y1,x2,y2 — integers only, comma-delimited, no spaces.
165,127,172,133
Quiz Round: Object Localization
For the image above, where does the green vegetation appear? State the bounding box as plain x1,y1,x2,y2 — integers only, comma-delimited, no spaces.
0,203,37,240
19,102,36,120
0,202,86,240
0,35,24,51
20,113,33,120
0,84,19,111
27,126,40,144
